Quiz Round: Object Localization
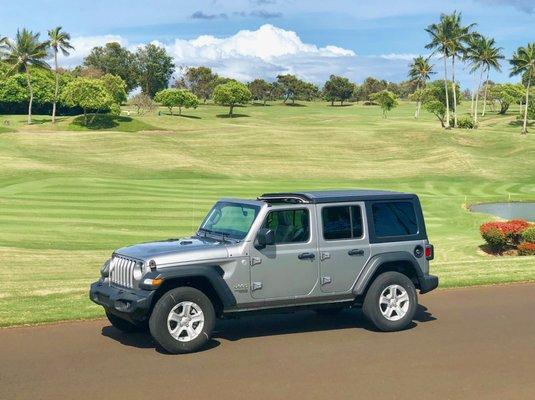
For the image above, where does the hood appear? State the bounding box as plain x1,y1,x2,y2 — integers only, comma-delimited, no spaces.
114,236,230,266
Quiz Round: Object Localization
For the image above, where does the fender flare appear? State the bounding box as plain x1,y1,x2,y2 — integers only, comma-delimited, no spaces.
352,251,423,296
146,265,237,308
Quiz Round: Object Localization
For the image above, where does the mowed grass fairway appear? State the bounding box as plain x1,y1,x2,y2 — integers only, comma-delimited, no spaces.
1,101,534,326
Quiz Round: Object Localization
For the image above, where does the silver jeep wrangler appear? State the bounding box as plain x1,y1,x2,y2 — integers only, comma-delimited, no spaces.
90,190,438,353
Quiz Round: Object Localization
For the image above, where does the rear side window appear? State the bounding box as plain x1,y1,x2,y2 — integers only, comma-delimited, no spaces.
372,202,418,237
322,206,363,240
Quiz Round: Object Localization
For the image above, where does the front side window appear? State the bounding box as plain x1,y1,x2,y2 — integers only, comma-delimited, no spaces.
200,202,260,240
322,205,363,240
372,201,418,237
263,209,310,244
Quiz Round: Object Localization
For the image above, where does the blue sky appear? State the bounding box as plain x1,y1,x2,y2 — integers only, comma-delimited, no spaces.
1,0,533,87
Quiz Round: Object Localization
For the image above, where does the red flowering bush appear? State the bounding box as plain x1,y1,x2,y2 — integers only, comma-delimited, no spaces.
480,225,507,252
480,219,530,253
517,242,535,256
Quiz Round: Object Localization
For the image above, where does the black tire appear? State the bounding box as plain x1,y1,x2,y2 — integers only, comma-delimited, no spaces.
362,271,417,332
106,311,147,333
149,287,215,354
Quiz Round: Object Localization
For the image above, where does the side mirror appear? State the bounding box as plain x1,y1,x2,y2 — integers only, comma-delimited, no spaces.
255,228,275,249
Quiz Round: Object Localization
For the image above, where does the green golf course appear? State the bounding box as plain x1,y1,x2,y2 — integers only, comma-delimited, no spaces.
1,100,534,327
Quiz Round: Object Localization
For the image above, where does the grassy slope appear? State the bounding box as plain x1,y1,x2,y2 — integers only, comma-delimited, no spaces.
0,101,534,326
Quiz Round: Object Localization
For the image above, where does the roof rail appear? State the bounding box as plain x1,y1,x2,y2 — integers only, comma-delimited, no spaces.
257,194,310,204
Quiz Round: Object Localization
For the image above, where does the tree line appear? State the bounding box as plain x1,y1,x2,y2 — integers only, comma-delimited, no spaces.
1,18,534,130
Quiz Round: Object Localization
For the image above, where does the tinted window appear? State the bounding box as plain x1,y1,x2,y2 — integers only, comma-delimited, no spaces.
264,209,310,244
322,206,363,240
372,202,418,237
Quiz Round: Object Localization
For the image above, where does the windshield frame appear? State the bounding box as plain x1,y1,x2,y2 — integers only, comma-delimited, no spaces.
198,200,262,241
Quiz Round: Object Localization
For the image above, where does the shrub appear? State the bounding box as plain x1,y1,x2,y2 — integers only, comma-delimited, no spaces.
503,219,531,244
480,219,530,252
522,226,535,243
480,225,507,252
517,242,535,256
457,116,476,129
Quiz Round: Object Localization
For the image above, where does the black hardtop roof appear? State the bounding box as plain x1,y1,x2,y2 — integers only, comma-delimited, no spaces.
258,190,417,204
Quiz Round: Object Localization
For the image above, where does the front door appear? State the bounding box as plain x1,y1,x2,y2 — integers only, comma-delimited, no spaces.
249,205,319,300
317,202,370,293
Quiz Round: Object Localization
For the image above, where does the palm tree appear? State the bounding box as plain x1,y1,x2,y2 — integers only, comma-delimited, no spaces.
443,12,475,127
465,36,503,125
510,43,535,134
478,38,503,118
3,29,49,124
463,33,483,117
426,14,454,129
48,27,73,123
408,56,434,118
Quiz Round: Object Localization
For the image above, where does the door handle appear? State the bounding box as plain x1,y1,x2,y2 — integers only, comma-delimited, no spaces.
348,249,365,256
298,252,316,260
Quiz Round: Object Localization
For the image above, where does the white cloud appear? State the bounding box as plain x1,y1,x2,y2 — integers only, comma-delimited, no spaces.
166,24,356,82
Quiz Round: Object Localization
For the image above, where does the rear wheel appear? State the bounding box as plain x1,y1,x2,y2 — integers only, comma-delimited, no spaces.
149,287,215,354
106,311,147,333
363,271,417,332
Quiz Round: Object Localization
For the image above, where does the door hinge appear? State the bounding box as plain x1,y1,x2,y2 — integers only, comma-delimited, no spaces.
320,252,331,261
250,257,262,266
251,282,263,291
321,276,332,285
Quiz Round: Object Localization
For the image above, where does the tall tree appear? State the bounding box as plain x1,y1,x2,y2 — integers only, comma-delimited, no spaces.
323,75,355,106
84,42,137,91
177,66,218,102
480,39,503,117
2,29,49,124
465,35,503,124
408,56,434,118
443,12,475,127
463,33,482,117
425,14,454,129
509,43,535,134
248,78,273,105
48,27,73,123
360,77,388,101
135,44,174,97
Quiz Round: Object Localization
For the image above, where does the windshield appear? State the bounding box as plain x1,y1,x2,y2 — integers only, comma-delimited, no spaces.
199,202,260,240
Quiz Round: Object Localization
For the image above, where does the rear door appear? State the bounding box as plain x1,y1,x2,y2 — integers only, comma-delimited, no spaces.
249,205,319,300
317,202,370,293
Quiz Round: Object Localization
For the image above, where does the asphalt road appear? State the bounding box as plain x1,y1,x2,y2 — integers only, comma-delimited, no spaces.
1,283,534,400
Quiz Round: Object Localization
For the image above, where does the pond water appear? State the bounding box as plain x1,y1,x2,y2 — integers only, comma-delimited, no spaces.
469,202,535,221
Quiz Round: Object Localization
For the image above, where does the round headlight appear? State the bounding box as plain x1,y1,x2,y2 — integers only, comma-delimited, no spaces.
100,258,112,277
133,261,144,281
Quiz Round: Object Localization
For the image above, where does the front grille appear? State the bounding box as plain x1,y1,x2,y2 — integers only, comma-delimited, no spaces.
110,255,137,288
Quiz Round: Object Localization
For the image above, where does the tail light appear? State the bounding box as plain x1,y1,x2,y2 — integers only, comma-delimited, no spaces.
425,244,434,260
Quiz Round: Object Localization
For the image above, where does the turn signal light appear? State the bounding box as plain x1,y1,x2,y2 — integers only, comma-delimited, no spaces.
142,278,164,288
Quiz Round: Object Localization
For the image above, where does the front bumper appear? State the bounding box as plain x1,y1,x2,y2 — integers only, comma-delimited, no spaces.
89,281,155,323
418,274,439,294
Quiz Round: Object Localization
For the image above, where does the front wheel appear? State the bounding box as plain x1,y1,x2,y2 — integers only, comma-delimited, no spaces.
149,287,215,354
363,271,417,332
